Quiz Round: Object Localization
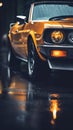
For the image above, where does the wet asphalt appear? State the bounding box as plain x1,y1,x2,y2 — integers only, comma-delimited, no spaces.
0,64,73,130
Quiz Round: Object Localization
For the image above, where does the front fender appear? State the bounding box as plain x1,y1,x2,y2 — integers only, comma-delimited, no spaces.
28,31,45,61
28,30,37,48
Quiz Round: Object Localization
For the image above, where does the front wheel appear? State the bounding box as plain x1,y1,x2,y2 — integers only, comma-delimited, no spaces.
1,34,16,69
28,38,40,80
1,34,11,67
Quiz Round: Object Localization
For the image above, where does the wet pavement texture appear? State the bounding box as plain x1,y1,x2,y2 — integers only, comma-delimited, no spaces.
0,65,73,130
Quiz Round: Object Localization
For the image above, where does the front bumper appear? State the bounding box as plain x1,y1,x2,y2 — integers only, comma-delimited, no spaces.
38,44,73,71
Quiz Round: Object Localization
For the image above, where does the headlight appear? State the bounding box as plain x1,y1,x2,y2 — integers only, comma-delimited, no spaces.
68,32,73,43
51,30,64,44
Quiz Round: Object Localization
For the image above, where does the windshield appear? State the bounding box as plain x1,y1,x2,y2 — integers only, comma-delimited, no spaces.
32,3,73,21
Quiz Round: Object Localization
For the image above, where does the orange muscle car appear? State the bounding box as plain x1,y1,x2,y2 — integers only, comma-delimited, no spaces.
2,1,73,79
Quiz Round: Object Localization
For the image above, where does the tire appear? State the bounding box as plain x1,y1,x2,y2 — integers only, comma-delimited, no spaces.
0,34,12,94
1,34,16,69
28,38,40,80
1,34,10,67
27,38,50,80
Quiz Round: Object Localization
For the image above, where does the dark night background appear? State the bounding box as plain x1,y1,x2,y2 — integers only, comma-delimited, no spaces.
0,0,72,40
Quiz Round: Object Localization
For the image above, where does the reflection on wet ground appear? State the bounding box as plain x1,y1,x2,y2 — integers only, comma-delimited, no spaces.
0,66,73,130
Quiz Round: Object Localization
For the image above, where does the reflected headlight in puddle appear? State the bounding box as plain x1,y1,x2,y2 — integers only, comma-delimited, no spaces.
49,93,61,125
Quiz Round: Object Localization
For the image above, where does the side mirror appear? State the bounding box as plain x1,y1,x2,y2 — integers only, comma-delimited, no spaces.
16,15,26,24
